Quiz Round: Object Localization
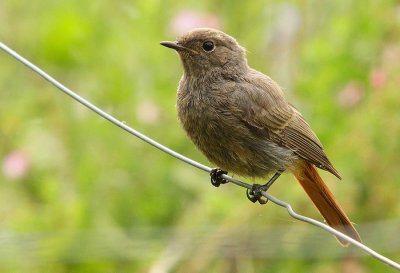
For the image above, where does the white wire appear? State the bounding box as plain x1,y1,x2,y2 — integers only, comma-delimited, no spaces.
1,42,399,271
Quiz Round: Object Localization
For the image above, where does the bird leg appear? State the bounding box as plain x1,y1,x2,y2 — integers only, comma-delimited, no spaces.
247,170,284,204
210,168,229,187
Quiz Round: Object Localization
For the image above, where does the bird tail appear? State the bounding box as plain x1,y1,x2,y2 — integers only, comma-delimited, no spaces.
293,161,361,246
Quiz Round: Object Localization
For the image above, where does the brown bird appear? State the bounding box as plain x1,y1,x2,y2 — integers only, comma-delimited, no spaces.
161,28,361,245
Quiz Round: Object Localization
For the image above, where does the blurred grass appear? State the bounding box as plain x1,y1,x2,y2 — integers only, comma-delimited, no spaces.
1,0,400,272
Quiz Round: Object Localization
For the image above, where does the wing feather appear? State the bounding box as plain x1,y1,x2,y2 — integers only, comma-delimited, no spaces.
230,70,341,178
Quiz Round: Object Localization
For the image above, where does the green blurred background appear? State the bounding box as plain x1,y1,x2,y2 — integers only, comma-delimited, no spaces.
1,0,400,272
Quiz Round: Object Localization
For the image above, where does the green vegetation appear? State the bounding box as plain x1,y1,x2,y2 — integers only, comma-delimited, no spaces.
1,0,399,272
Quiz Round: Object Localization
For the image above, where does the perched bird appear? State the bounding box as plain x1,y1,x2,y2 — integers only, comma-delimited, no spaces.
161,28,361,245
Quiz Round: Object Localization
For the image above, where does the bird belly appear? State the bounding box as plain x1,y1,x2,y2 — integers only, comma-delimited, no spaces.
179,105,297,178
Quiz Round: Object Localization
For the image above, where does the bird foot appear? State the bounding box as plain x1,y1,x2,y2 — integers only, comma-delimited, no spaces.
246,184,270,204
246,170,283,204
210,168,229,187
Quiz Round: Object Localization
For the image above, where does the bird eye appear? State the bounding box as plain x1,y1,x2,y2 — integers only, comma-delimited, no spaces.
202,41,215,52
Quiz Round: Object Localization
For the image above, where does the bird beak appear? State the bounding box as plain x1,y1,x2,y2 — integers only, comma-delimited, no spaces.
160,41,199,55
160,41,184,50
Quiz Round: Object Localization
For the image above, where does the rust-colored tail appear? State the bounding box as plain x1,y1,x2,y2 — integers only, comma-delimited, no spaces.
293,162,361,246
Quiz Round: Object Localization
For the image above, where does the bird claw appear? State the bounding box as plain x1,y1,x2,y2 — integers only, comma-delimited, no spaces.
246,184,269,204
210,168,229,187
245,171,283,204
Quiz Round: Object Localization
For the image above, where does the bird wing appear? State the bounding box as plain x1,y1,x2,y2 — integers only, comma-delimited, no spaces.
229,71,341,179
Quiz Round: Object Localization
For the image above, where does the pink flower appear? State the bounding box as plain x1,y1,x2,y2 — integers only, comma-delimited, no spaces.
2,151,30,180
369,68,387,90
337,82,364,109
169,9,221,36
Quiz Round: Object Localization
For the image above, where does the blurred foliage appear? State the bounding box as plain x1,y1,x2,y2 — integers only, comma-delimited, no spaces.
1,0,400,272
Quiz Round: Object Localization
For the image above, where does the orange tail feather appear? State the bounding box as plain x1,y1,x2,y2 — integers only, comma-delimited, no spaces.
293,161,361,246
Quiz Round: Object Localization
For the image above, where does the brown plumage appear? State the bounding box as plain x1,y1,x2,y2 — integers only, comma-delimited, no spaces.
161,28,361,245
293,161,361,245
